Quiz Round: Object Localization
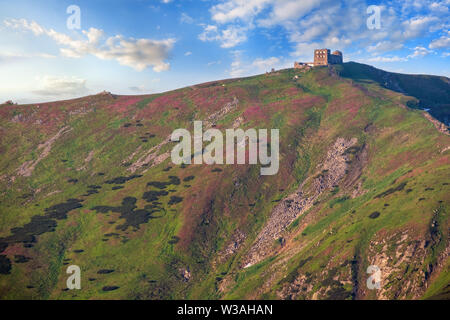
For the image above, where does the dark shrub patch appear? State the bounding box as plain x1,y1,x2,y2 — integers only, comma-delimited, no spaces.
0,199,83,253
45,199,83,220
98,172,105,176
14,255,31,263
0,255,12,274
369,212,380,219
183,176,195,182
74,249,84,253
123,123,132,128
147,176,180,189
67,178,78,184
88,185,101,189
97,269,115,274
168,176,181,185
168,236,180,244
104,233,119,237
147,181,169,189
105,175,142,184
211,168,222,172
425,187,434,191
168,196,183,205
83,189,99,196
92,197,160,231
374,182,407,198
112,186,124,190
419,197,426,201
143,190,168,202
102,286,120,291
163,166,172,172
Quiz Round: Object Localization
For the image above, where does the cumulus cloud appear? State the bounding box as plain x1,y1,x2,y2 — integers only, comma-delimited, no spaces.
4,18,175,72
429,32,450,48
199,24,248,48
258,0,326,27
203,0,449,61
367,41,404,53
211,0,271,24
32,76,89,97
407,46,433,58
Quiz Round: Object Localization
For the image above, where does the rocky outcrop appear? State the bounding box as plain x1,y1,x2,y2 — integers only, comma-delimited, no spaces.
16,126,72,178
243,137,358,268
127,97,239,173
423,112,449,135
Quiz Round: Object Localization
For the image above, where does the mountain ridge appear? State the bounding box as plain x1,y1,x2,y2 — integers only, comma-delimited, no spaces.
0,62,449,300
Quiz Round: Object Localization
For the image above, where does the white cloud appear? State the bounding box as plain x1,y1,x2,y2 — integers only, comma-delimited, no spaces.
180,13,194,24
258,0,326,27
32,76,89,97
184,51,192,56
429,1,449,13
367,41,404,53
0,51,56,63
291,42,321,61
407,45,433,58
203,0,450,65
229,51,288,77
252,56,280,69
429,32,450,48
4,18,175,72
367,56,408,62
399,16,439,40
199,24,247,48
211,0,271,24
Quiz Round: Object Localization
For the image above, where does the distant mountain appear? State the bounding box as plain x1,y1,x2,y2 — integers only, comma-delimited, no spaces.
0,63,448,300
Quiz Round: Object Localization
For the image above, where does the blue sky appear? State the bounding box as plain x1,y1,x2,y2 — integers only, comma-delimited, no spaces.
0,0,449,103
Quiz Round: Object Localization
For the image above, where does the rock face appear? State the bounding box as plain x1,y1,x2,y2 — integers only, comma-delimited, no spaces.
423,112,449,135
243,138,358,267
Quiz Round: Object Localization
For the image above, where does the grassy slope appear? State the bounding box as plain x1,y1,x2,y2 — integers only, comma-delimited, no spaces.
0,65,448,299
337,62,450,126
